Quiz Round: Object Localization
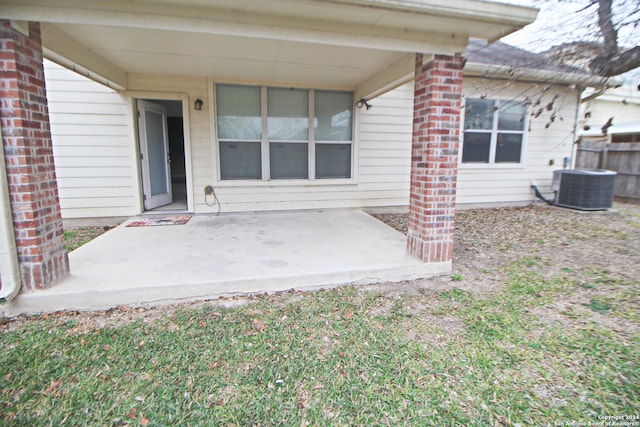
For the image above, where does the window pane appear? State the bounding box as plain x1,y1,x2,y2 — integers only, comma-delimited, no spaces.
495,133,523,163
316,144,351,179
144,109,168,196
268,88,309,140
315,91,353,141
462,132,491,163
219,141,261,180
216,84,262,140
498,101,526,131
464,99,494,130
270,143,308,179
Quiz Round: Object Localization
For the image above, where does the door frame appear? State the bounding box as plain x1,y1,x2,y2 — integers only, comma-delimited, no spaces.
137,99,172,210
128,92,194,213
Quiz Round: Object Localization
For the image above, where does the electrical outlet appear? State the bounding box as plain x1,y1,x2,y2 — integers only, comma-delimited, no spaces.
204,185,214,195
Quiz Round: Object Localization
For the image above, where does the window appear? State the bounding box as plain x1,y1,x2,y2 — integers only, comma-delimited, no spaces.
216,84,262,179
462,99,526,164
216,83,353,181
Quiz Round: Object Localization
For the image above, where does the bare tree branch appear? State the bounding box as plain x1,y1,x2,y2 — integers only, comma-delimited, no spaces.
597,0,618,55
589,45,640,76
588,0,640,76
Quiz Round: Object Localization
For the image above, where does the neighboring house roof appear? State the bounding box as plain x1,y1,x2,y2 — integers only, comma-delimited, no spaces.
467,38,587,75
464,38,612,87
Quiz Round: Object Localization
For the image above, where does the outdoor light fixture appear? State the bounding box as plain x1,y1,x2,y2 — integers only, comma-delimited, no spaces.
356,98,372,110
194,99,203,110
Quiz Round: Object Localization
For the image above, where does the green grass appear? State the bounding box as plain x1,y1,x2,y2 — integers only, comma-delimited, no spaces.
2,262,638,426
63,228,107,252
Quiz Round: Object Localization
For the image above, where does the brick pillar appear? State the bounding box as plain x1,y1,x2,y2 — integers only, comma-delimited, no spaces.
407,53,464,264
0,20,69,290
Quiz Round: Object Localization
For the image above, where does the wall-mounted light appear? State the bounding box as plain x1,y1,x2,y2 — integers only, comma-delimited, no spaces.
194,99,203,111
356,98,372,110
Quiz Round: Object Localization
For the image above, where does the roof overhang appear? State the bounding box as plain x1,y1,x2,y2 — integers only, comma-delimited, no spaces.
464,62,616,89
0,0,538,96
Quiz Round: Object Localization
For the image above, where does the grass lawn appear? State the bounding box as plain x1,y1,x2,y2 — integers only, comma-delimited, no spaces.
63,227,111,252
1,205,639,426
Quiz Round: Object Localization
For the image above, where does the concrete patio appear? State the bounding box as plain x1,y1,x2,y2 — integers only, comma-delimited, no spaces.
3,209,450,316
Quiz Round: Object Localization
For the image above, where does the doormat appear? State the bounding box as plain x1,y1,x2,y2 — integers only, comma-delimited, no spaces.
126,215,192,227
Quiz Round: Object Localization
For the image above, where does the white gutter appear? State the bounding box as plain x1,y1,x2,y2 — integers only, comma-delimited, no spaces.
571,88,584,169
464,62,618,88
0,124,21,302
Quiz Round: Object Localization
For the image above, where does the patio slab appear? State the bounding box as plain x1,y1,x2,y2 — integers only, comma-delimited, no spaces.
3,209,450,316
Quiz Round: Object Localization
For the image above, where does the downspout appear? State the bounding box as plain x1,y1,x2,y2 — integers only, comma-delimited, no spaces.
571,86,585,170
0,123,22,302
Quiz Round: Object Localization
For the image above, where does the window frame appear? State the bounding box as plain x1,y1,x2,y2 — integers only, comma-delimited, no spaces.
460,98,528,167
211,81,357,185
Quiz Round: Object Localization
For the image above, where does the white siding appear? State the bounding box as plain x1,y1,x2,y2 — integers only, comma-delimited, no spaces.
457,78,579,206
46,66,582,218
44,60,139,219
127,74,413,214
581,86,640,131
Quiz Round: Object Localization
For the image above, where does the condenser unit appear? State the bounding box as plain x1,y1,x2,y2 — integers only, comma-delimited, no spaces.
552,169,616,210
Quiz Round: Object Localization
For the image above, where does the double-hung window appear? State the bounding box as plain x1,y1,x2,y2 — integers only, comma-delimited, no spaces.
462,99,526,164
216,83,353,181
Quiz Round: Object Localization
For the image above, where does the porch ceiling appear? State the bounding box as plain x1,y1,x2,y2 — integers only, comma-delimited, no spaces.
44,23,408,90
1,0,538,96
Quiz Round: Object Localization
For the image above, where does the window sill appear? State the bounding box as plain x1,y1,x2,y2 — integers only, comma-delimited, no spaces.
460,163,525,170
212,178,358,188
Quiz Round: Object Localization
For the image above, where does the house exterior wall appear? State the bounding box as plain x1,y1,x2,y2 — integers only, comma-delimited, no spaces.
44,59,139,219
457,77,580,206
126,73,413,214
581,87,640,131
45,65,581,218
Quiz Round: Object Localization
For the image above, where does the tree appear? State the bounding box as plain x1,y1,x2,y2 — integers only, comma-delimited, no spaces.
589,0,640,76
502,0,640,78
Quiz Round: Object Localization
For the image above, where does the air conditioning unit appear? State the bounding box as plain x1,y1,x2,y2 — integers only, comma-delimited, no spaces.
552,169,616,210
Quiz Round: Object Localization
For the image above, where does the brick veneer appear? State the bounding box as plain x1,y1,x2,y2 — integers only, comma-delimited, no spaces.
407,53,464,264
0,20,69,290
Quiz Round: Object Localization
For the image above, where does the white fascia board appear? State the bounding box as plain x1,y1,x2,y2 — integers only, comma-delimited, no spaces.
356,53,417,101
331,0,538,28
40,24,127,90
1,1,494,54
464,62,612,89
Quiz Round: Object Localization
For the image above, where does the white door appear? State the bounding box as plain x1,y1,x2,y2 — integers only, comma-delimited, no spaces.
137,100,172,210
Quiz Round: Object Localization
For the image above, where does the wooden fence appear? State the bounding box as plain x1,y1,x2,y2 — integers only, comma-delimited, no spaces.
576,139,640,201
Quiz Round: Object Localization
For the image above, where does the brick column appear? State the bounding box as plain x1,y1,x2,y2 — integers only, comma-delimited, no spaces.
0,20,69,290
407,53,464,264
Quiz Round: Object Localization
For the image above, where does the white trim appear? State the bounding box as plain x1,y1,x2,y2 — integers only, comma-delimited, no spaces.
0,0,532,53
208,80,219,185
355,53,415,101
125,91,194,213
211,81,357,185
0,123,21,302
261,86,270,181
309,90,316,181
137,100,172,209
459,163,526,171
460,98,528,166
41,24,127,90
10,20,29,36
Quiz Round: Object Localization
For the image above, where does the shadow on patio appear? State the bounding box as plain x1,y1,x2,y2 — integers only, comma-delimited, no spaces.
4,209,449,315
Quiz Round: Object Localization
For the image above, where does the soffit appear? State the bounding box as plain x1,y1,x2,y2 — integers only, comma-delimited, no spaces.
47,23,407,88
0,0,538,92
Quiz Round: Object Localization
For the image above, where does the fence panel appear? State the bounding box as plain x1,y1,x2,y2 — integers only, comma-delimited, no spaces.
576,139,640,201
